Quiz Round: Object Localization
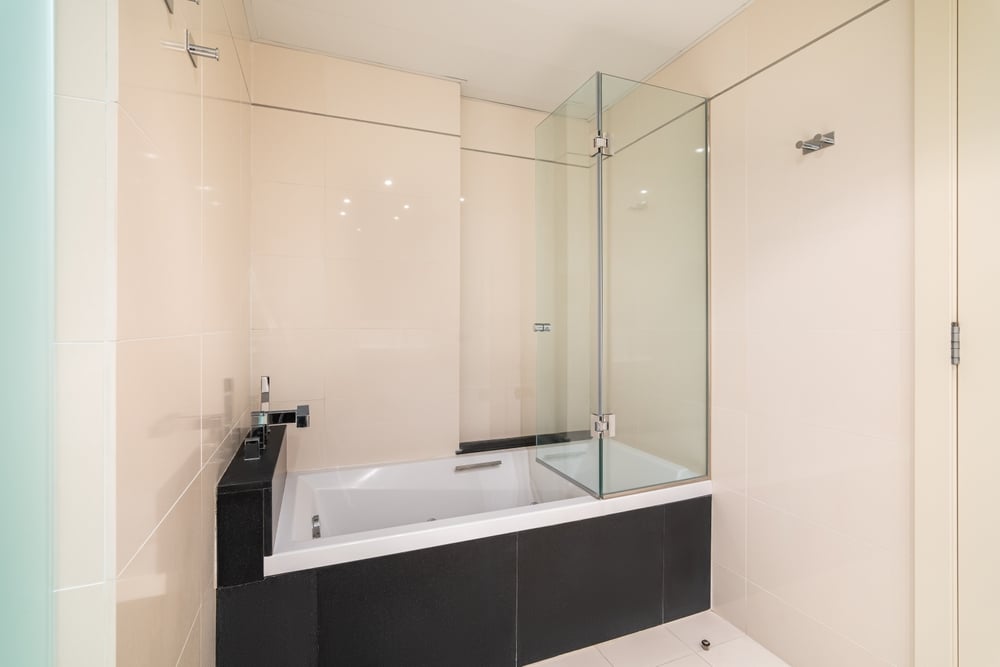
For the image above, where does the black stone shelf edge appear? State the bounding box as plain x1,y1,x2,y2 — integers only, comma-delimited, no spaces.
217,425,288,588
457,430,592,455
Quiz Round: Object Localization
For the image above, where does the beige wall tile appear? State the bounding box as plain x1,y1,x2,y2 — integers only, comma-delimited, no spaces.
116,335,202,568
202,331,250,457
55,0,108,100
117,476,203,667
252,105,325,186
55,97,110,343
744,0,885,74
203,96,251,334
712,488,746,576
746,583,891,667
117,105,202,340
325,54,460,134
460,97,546,157
176,608,201,667
251,182,324,258
711,564,748,632
648,12,748,98
251,42,327,114
460,150,538,441
55,583,112,667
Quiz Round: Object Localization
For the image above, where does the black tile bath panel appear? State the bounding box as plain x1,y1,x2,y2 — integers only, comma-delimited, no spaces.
516,506,665,665
216,570,319,667
316,535,517,667
662,495,712,622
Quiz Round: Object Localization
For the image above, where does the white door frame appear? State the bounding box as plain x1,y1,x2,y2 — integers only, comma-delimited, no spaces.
914,0,958,664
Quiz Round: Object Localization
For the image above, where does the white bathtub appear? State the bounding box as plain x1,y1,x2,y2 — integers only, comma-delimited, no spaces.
266,445,711,576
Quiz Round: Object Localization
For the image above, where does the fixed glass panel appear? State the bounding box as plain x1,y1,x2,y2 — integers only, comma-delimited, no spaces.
601,75,708,494
534,75,602,495
535,73,707,498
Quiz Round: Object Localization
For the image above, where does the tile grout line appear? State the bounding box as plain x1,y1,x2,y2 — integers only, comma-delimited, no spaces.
174,602,202,667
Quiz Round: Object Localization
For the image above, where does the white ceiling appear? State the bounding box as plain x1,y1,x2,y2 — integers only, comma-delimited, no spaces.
245,0,752,111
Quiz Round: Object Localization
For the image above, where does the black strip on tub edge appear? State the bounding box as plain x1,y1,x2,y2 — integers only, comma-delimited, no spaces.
457,430,592,455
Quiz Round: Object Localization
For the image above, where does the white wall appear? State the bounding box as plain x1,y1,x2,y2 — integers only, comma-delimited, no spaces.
652,1,914,664
250,43,461,470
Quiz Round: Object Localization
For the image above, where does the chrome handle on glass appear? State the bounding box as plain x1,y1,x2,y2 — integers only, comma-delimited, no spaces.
533,323,552,333
185,29,219,68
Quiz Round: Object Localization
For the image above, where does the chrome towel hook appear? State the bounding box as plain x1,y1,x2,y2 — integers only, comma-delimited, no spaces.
185,29,220,68
796,131,835,155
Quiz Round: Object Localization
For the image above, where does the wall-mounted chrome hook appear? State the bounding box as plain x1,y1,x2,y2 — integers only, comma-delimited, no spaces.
796,131,835,155
185,29,219,68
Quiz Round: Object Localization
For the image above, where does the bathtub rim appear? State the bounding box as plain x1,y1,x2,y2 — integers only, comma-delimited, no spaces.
265,452,712,577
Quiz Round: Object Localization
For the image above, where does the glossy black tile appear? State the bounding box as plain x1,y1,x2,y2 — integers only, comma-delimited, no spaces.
662,495,712,622
217,570,318,667
516,506,665,665
316,536,517,667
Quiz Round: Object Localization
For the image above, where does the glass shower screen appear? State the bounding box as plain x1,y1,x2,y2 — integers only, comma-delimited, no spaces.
534,73,708,497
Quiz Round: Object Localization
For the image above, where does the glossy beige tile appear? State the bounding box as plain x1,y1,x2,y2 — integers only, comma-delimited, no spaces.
117,475,203,667
251,330,327,403
744,0,885,74
460,97,546,157
116,335,201,568
710,407,746,493
712,488,746,576
251,182,324,258
746,500,909,665
711,563,748,632
176,608,201,667
251,255,326,331
56,582,112,667
55,97,110,343
117,104,202,340
648,11,748,98
203,96,251,334
119,0,200,120
203,1,244,104
251,42,327,114
275,398,330,472
324,54,460,134
202,330,250,458
252,105,325,186
55,344,107,588
325,329,459,467
745,584,890,667
55,0,108,100
325,116,461,194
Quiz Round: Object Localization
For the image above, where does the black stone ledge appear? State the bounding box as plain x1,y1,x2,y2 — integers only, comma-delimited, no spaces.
457,430,591,455
218,425,287,493
217,425,288,587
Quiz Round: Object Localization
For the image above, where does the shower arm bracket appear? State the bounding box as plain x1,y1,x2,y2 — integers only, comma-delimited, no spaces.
591,413,616,439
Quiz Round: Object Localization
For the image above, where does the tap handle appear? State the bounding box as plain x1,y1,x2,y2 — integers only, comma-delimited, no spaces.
260,376,270,410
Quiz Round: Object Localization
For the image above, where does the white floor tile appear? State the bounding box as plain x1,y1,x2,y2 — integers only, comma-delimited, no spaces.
663,655,711,667
700,636,790,667
526,646,612,667
666,611,744,652
596,625,693,667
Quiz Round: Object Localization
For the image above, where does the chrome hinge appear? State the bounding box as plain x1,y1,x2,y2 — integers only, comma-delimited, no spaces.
533,322,552,333
590,413,616,438
951,322,960,366
592,132,612,157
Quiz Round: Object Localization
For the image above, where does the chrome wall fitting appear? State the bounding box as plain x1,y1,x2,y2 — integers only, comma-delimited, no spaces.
796,131,835,155
185,29,220,68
